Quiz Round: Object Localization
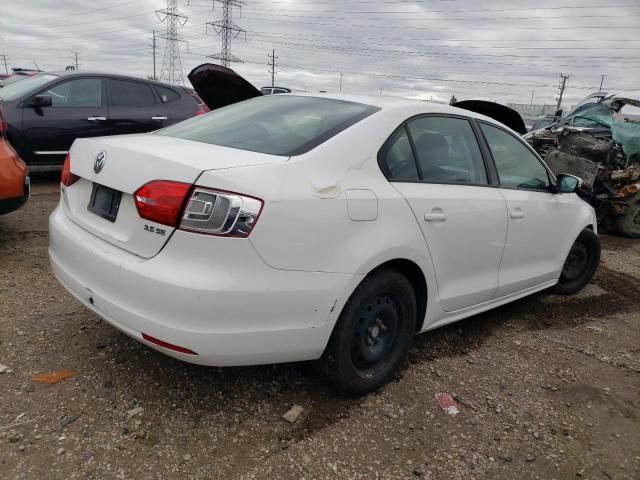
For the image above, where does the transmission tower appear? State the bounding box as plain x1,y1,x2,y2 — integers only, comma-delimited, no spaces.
207,1,246,67
157,0,188,85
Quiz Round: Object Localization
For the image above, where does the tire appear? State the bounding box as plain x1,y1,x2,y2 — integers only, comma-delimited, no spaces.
315,269,417,395
550,229,601,295
617,193,640,238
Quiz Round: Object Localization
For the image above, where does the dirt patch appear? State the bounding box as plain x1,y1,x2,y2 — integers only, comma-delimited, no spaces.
1,178,639,480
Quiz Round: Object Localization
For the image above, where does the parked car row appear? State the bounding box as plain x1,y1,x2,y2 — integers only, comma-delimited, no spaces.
0,69,211,215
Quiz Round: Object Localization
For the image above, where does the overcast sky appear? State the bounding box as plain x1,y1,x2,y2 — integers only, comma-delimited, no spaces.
1,0,639,107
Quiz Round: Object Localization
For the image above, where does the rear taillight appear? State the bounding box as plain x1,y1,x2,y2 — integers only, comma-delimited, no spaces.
61,153,79,187
180,188,263,238
134,181,263,238
134,180,192,227
195,104,208,116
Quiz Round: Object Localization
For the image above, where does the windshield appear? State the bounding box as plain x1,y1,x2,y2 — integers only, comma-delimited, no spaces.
0,74,58,101
157,95,380,156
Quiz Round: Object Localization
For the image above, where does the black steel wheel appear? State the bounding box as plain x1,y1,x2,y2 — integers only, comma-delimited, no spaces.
315,269,417,395
550,229,601,295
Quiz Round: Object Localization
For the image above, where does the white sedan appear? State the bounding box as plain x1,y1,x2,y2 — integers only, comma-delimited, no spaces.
49,90,600,394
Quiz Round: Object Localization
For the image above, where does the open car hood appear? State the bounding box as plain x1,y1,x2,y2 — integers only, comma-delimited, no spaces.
453,100,527,135
187,63,262,110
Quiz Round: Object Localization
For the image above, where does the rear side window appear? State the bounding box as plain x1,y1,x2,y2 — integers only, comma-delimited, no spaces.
109,79,156,107
480,122,551,191
157,96,379,156
380,127,419,181
406,116,488,185
155,85,181,103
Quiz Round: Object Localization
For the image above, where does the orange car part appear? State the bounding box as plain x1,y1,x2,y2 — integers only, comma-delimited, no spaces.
0,136,27,200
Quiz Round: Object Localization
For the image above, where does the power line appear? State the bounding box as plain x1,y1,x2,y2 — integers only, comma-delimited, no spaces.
207,1,246,67
157,0,188,84
26,0,141,25
237,15,640,30
245,4,640,15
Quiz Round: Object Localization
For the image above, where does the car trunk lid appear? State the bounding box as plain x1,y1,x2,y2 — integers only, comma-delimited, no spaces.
187,63,262,111
453,100,527,135
62,133,284,258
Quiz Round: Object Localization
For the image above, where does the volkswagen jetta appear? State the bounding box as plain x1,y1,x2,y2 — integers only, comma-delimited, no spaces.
49,90,600,394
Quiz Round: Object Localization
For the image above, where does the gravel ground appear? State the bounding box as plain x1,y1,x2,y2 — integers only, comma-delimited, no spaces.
1,175,639,480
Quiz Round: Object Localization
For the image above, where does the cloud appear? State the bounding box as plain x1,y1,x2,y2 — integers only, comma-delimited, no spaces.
1,0,639,107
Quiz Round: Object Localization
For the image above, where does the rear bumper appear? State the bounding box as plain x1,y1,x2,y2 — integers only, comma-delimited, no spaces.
49,204,358,366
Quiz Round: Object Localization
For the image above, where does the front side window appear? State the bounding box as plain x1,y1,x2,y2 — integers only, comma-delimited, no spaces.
45,78,102,107
157,96,379,156
109,80,156,107
407,116,488,185
480,122,551,191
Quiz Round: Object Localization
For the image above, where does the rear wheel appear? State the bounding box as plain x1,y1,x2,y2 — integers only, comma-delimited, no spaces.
617,193,640,238
315,269,416,395
550,229,600,295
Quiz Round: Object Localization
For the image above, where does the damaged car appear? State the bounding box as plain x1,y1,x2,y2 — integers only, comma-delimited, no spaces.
524,93,640,238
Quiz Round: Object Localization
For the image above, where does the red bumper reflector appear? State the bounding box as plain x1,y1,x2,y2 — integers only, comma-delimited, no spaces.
142,333,198,355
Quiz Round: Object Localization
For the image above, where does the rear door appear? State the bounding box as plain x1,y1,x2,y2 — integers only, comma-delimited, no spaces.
106,78,170,134
478,121,576,295
22,77,108,165
384,115,508,312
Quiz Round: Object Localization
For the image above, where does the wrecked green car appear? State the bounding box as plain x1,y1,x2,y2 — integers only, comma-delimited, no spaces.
524,93,640,238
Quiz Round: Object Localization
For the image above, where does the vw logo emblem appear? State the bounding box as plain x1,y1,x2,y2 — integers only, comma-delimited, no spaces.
94,151,106,174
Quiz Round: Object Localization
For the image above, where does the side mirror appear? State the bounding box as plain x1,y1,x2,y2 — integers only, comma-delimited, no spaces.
556,174,582,194
31,95,53,108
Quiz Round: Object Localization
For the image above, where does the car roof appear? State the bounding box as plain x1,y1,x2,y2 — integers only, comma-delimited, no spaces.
46,70,185,90
285,92,502,124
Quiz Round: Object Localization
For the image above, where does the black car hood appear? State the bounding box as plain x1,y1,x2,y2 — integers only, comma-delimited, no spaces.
453,100,527,135
187,63,262,110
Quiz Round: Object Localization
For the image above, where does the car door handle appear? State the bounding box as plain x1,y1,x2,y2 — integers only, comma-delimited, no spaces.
510,208,524,219
151,116,167,121
424,212,447,222
87,116,106,121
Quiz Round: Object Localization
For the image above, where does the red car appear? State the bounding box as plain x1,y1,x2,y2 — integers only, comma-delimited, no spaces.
0,110,29,215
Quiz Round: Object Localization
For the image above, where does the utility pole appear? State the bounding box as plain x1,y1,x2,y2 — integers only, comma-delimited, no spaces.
71,51,81,70
267,49,278,87
157,0,188,85
339,73,344,92
207,1,246,67
556,73,569,111
149,30,159,80
530,90,535,106
0,54,8,74
599,74,607,92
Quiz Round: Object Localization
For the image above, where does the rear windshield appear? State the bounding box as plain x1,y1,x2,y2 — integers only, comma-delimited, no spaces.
156,95,380,156
0,74,58,101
